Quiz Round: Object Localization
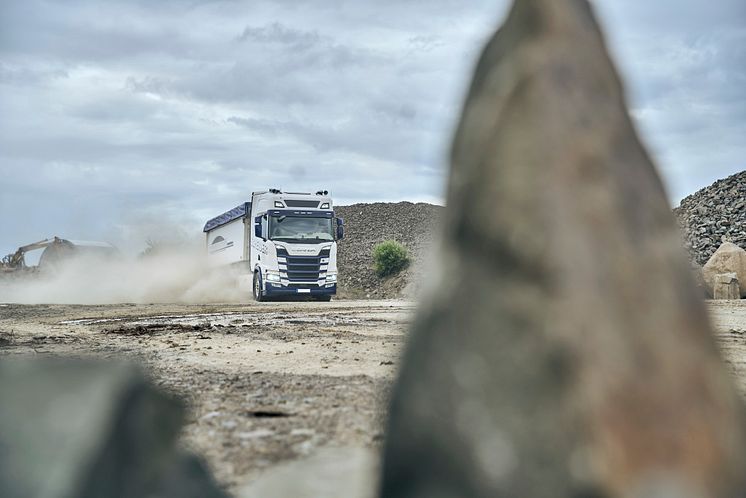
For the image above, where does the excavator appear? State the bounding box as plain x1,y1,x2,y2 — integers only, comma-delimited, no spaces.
1,237,117,274
1,237,61,273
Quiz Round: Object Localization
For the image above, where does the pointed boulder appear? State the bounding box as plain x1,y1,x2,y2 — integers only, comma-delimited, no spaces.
380,1,746,497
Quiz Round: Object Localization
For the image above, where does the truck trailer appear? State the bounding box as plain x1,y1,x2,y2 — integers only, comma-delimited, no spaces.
203,189,344,301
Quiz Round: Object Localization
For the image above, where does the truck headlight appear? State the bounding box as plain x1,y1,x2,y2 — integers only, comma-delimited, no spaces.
326,273,337,282
266,272,281,282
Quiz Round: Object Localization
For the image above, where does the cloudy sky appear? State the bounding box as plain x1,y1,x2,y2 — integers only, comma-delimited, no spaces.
1,0,744,255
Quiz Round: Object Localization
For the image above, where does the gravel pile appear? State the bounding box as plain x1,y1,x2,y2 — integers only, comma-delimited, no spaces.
333,173,746,298
335,202,443,299
674,171,746,266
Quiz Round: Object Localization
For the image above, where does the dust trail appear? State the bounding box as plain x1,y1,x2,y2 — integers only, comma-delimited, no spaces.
0,245,248,304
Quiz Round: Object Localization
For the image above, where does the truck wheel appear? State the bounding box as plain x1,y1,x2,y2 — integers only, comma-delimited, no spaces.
314,295,332,302
253,272,266,302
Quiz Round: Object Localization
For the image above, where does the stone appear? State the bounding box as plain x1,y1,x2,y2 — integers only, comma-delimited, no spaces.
713,273,740,300
239,446,376,498
703,242,746,298
0,359,227,498
380,1,746,497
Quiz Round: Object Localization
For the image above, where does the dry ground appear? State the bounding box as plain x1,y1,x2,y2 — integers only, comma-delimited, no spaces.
707,300,746,395
0,300,411,493
1,299,746,494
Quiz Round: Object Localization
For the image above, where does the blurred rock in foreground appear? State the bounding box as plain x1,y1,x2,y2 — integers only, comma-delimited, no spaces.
239,446,377,498
0,360,226,498
381,0,746,497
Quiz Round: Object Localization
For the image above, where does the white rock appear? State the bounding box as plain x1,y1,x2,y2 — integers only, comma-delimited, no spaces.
703,242,746,297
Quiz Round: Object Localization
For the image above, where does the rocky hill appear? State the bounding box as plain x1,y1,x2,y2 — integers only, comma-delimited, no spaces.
335,172,746,299
335,202,443,299
674,171,746,265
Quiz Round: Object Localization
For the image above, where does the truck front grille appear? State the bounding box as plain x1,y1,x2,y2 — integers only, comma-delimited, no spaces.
277,247,330,283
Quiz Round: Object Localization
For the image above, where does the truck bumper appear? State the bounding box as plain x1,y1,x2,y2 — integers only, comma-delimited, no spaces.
265,283,336,297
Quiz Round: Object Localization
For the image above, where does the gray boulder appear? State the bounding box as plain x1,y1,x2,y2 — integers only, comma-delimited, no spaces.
239,446,377,498
380,0,746,497
0,360,227,498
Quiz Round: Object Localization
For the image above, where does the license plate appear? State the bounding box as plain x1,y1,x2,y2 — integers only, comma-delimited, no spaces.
297,289,311,294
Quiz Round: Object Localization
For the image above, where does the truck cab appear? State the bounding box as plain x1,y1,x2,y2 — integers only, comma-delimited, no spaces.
203,189,344,301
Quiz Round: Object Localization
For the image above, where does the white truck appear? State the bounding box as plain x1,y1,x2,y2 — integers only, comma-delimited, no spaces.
203,189,344,301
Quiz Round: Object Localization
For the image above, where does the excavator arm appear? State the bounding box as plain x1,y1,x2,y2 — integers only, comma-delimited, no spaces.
1,237,64,271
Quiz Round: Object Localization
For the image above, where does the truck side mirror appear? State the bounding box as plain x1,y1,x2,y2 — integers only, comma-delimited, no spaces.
336,217,344,240
254,216,262,238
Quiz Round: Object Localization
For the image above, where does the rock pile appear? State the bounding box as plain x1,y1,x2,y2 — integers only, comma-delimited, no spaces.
674,170,746,265
335,202,443,299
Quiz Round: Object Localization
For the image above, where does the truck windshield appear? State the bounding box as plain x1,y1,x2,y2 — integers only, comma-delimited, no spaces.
269,216,334,243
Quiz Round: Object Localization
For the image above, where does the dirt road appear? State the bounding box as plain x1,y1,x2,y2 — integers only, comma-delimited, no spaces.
707,300,746,395
0,300,412,492
1,299,746,494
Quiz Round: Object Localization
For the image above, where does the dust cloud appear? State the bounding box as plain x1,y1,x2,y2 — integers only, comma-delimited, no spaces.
0,245,248,305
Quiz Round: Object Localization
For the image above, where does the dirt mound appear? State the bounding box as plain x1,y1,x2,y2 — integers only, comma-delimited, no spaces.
674,171,746,265
335,202,443,299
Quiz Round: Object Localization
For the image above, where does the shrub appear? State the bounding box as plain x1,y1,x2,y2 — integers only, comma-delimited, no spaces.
373,240,410,277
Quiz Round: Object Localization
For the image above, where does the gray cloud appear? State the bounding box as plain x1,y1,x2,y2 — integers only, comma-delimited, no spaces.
237,22,323,46
595,0,746,197
1,0,744,256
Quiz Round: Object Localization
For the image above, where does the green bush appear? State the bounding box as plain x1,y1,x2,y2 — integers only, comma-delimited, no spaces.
373,240,410,277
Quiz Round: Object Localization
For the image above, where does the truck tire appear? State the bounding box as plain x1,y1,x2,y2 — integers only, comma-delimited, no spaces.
314,295,332,302
253,272,266,302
